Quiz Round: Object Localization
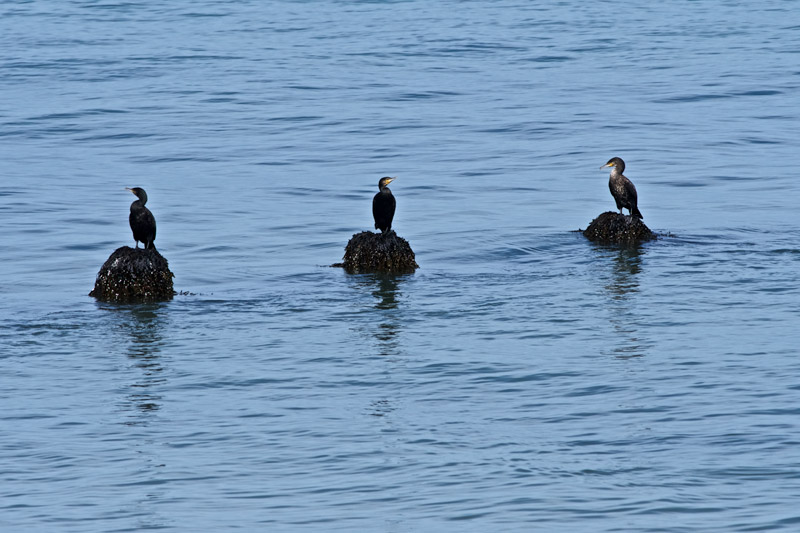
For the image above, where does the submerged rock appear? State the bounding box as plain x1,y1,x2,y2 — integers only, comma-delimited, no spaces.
582,212,657,244
338,231,418,274
90,246,175,302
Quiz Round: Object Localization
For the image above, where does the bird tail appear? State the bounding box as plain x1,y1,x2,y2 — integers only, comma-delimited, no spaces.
632,207,643,220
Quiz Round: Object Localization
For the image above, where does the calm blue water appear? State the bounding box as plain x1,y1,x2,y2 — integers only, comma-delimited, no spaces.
2,1,800,531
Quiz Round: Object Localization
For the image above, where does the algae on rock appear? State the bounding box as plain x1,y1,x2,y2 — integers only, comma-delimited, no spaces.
90,246,174,303
582,212,657,244
340,231,418,274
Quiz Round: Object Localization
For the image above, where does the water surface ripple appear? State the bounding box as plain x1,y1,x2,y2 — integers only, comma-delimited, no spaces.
1,1,799,532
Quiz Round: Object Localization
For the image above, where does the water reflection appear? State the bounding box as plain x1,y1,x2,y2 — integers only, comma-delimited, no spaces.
606,245,643,300
100,302,169,420
372,275,402,345
96,301,171,530
368,399,396,418
593,243,649,359
373,275,400,310
348,273,410,422
350,273,409,354
124,304,167,417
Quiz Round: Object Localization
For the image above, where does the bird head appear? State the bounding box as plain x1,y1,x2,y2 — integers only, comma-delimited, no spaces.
601,157,625,172
125,187,148,203
378,177,396,190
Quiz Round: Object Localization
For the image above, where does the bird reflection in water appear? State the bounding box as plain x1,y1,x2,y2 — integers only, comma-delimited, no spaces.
99,302,170,531
368,399,396,418
108,303,168,420
607,244,643,299
350,273,410,420
350,273,408,350
594,243,650,359
372,274,402,343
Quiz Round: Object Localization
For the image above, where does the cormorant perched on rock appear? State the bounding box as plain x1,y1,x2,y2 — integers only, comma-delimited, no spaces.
126,187,157,249
602,157,643,219
372,177,396,234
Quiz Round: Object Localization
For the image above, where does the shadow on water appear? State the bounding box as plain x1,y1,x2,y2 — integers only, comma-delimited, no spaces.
591,243,650,359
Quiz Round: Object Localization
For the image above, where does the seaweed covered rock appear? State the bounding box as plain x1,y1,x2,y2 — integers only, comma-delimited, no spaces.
582,212,657,244
90,246,174,302
340,231,418,274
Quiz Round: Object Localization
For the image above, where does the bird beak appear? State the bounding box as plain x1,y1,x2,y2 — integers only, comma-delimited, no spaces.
388,177,396,183
600,163,612,169
125,187,133,193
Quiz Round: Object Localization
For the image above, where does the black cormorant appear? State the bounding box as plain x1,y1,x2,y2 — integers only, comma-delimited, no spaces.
372,177,396,234
126,187,157,249
602,157,643,219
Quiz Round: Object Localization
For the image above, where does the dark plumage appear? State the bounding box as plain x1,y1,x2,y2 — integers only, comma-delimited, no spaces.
372,177,396,234
126,187,157,249
602,157,643,219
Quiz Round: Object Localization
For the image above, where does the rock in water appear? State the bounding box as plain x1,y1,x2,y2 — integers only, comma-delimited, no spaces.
340,231,419,274
90,246,175,302
582,212,657,244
